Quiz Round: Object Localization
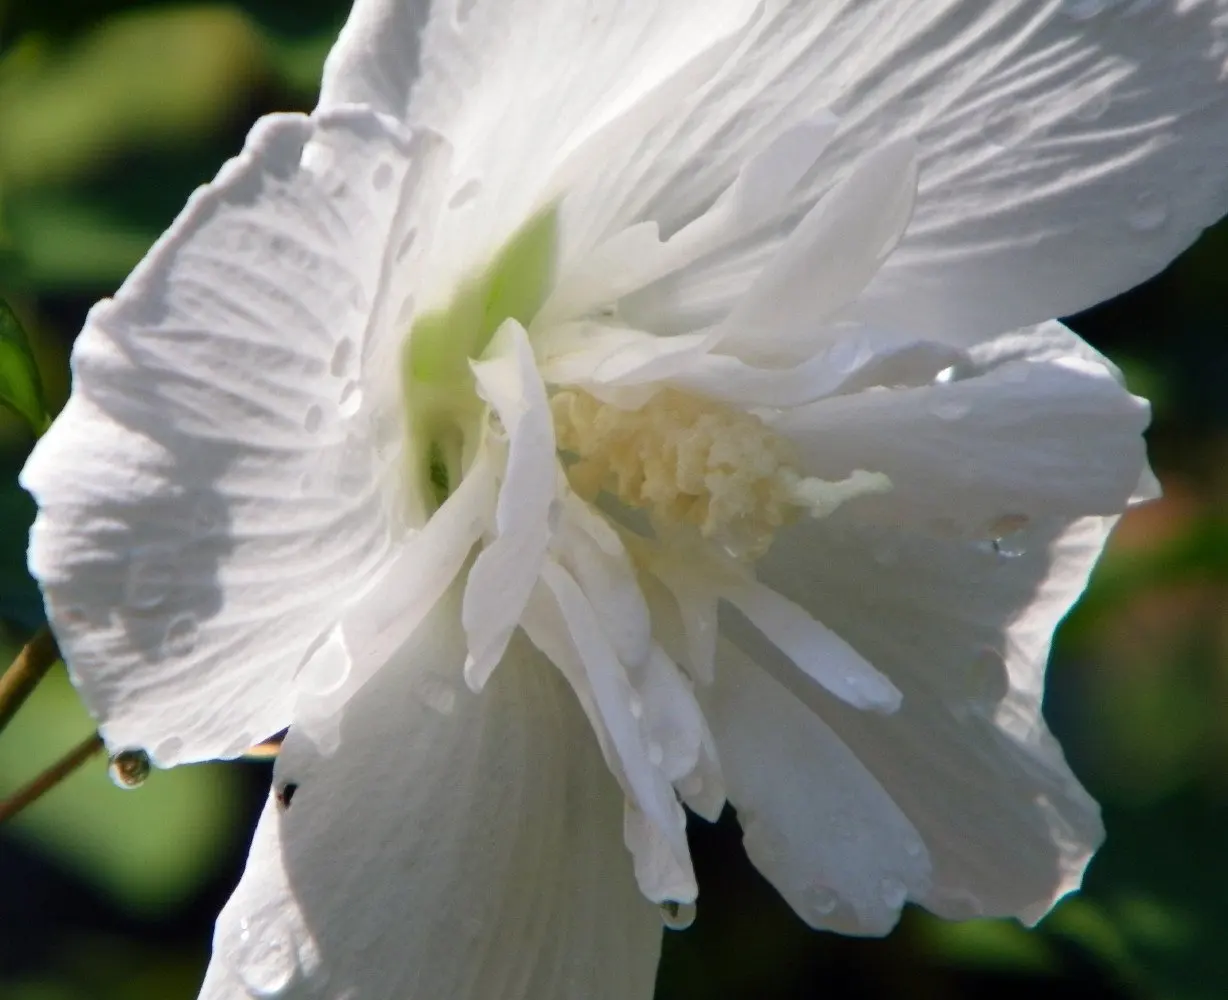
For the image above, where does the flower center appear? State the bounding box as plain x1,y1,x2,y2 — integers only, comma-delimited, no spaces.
402,211,558,512
552,387,891,559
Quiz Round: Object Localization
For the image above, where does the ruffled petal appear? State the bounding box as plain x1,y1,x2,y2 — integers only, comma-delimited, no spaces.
199,589,660,1000
566,1,1228,342
743,512,1111,922
773,321,1150,536
20,108,436,764
463,321,557,690
703,641,931,936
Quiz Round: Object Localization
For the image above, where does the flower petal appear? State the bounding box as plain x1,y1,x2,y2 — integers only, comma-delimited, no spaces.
199,589,660,1000
702,641,931,936
720,576,903,714
569,2,1228,342
20,109,433,764
538,559,696,902
463,321,557,690
747,513,1111,922
773,322,1150,536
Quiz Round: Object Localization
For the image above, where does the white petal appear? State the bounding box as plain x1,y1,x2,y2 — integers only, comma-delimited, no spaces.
637,646,705,784
703,641,931,935
20,109,432,764
773,322,1151,535
200,590,661,1000
553,495,654,671
720,576,903,714
539,560,696,902
335,0,761,305
749,513,1111,921
710,139,918,365
463,321,556,690
564,2,1228,342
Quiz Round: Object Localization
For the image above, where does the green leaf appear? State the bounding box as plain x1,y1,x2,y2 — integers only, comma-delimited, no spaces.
0,298,50,434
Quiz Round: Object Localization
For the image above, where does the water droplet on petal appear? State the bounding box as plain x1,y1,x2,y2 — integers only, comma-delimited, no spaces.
660,900,696,930
967,647,1008,705
163,614,200,657
991,533,1027,559
395,226,418,264
304,405,323,434
879,876,908,910
448,179,482,210
648,742,665,767
296,630,351,697
189,496,224,539
124,546,172,609
931,396,972,421
371,161,395,192
801,885,840,918
1127,188,1169,233
338,381,363,419
1073,88,1111,122
418,674,457,715
108,749,151,789
981,103,1032,148
330,339,355,378
396,293,417,328
236,907,300,998
905,838,924,859
628,691,644,719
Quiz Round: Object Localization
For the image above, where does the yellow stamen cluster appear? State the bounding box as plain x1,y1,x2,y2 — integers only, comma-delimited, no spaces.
553,388,888,558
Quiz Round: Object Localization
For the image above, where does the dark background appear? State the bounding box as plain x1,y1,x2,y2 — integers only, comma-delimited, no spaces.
1,3,1227,998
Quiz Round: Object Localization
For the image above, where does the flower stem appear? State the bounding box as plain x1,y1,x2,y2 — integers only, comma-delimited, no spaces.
0,732,104,824
0,627,60,734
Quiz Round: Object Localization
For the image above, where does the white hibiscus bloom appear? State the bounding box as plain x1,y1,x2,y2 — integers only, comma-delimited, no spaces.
19,0,1228,996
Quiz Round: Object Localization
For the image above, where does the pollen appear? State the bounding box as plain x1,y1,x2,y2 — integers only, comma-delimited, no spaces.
552,388,891,558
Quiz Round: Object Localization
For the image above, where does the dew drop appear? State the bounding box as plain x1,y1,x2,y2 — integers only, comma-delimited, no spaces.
108,749,151,789
981,103,1032,148
628,691,644,720
189,496,224,539
296,630,351,697
648,742,665,767
162,614,200,657
338,381,363,419
1060,0,1107,18
124,547,172,610
879,876,908,910
395,226,418,263
905,838,924,859
967,647,1008,704
418,674,457,715
236,907,299,999
448,179,483,210
330,338,355,378
802,885,840,918
991,532,1027,559
1127,188,1169,233
931,397,972,421
1073,88,1111,122
304,404,323,434
659,900,696,931
371,161,395,192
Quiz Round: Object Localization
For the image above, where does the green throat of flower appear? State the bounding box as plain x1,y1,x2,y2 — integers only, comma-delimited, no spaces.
403,209,558,511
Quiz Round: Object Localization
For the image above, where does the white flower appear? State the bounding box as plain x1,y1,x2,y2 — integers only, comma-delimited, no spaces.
19,0,1228,996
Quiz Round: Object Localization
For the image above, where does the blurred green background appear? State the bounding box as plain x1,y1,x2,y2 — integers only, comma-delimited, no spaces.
2,3,1227,999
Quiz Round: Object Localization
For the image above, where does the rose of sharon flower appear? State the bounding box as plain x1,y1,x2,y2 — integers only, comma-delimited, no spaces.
20,0,1228,996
